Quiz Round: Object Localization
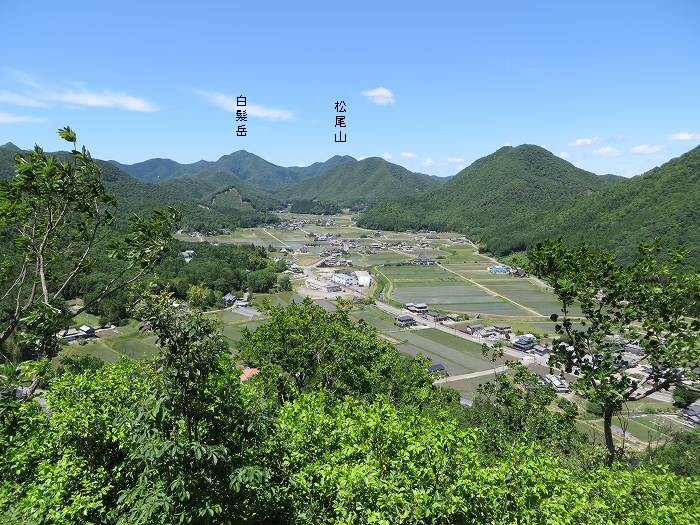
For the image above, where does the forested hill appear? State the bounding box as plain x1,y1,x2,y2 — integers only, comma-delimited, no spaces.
0,144,275,232
359,144,700,267
535,145,700,263
112,151,356,188
282,157,445,207
357,144,621,241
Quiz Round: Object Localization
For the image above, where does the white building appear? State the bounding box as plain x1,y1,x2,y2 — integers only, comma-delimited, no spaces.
353,270,372,287
331,273,358,287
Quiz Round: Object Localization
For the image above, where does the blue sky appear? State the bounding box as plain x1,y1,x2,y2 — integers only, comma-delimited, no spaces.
1,0,698,177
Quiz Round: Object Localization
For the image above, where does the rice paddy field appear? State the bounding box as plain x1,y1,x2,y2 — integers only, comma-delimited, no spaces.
379,264,537,317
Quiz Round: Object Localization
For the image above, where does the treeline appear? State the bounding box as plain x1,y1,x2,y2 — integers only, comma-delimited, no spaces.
288,199,341,215
1,298,698,523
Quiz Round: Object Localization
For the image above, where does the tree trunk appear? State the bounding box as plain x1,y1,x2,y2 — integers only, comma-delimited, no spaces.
603,407,615,466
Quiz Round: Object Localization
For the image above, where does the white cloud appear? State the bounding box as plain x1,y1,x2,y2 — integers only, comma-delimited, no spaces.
360,86,395,105
629,144,663,154
380,152,392,160
0,71,158,112
667,131,700,141
501,142,511,147
616,133,625,140
559,151,571,160
447,157,464,164
0,91,48,107
569,137,600,147
594,146,621,157
0,111,44,124
423,157,435,167
401,151,416,158
357,156,367,161
46,88,159,112
196,90,292,120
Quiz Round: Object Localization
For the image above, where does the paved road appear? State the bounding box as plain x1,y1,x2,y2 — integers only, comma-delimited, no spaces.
434,365,510,384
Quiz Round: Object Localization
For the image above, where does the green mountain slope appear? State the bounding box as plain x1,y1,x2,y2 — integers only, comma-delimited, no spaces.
537,146,700,263
113,151,357,210
359,144,700,267
283,157,444,207
358,144,619,237
0,144,275,231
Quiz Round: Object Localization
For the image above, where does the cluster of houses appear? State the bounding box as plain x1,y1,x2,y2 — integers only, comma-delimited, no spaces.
315,218,335,227
322,256,353,267
276,219,311,231
395,303,461,327
400,255,436,266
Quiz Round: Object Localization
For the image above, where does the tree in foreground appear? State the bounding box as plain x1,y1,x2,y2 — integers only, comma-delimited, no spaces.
237,297,452,408
528,238,699,464
0,127,178,375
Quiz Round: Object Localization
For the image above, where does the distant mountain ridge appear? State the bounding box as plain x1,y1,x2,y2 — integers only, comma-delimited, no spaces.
358,144,700,267
3,140,698,267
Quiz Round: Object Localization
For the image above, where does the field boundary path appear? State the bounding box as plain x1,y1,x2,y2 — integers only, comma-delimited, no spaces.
437,262,543,317
262,227,290,248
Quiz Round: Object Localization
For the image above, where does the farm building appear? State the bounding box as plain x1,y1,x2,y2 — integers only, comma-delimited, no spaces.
180,249,196,263
394,314,417,328
494,324,512,334
512,334,537,351
353,270,372,287
532,344,549,356
426,312,449,322
331,273,358,286
240,367,259,383
406,303,428,313
488,265,509,274
426,363,447,374
222,293,237,307
546,374,569,393
456,324,483,335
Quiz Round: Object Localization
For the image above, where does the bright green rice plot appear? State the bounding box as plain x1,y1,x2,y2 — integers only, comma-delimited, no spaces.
398,328,494,373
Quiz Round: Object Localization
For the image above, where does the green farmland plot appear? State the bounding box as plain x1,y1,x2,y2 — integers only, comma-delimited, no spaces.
351,306,400,333
398,328,496,373
470,278,570,317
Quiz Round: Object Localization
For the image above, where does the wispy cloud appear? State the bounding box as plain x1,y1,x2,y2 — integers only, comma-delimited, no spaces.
423,157,435,167
0,71,158,112
48,88,158,112
0,91,48,107
401,151,416,158
569,137,600,147
447,157,464,164
667,131,700,141
594,146,621,157
0,111,44,124
629,144,663,154
380,152,392,160
559,151,571,160
196,90,293,121
360,86,395,105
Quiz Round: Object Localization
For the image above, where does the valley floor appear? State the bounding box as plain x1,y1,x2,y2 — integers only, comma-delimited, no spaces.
67,211,692,452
